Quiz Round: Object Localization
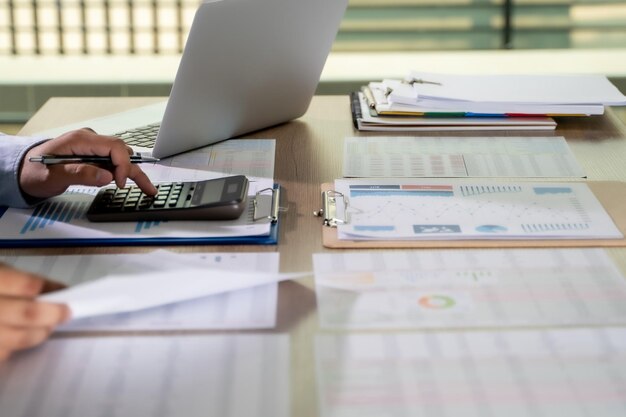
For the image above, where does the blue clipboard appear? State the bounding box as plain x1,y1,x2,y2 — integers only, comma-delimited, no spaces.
0,184,281,248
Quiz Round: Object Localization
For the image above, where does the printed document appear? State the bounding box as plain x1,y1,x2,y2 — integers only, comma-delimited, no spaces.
314,248,626,329
0,334,289,417
148,138,276,180
317,329,626,417
335,178,622,240
0,251,281,330
343,136,585,178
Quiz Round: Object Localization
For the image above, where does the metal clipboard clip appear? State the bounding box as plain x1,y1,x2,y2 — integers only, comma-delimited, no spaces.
253,186,283,223
314,190,348,228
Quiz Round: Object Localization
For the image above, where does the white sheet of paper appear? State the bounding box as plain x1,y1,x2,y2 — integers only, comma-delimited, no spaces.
335,178,622,240
314,248,626,329
316,329,626,417
149,138,276,180
405,71,626,105
0,334,289,417
343,136,585,178
1,251,283,330
41,267,307,320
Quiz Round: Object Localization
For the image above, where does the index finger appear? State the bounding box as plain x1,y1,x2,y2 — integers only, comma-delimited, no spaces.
128,165,158,196
106,139,135,188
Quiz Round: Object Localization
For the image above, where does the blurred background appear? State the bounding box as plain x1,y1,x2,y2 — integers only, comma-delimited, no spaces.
1,0,626,130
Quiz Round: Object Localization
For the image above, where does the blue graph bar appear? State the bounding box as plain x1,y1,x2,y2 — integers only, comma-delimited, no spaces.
57,202,73,222
20,204,44,234
135,220,162,233
19,200,88,235
354,225,395,232
350,190,453,197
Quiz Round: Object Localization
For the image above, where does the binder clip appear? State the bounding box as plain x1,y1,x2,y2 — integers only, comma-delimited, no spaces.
314,190,348,227
253,187,284,223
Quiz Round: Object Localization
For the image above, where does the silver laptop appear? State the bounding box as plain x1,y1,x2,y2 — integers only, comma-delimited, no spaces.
36,0,348,158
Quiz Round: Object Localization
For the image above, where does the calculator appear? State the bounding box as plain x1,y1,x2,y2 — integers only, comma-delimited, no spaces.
86,175,249,222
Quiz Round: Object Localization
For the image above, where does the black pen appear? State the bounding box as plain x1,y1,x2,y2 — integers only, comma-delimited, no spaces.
29,154,160,165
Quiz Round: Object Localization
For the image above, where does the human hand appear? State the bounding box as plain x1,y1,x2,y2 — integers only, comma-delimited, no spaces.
19,128,158,199
0,263,70,361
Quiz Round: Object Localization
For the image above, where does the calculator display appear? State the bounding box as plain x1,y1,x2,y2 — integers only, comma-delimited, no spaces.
193,179,224,205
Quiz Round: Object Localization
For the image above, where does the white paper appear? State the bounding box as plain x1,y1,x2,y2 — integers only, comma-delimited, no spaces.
317,329,626,417
335,178,622,240
41,267,308,320
404,71,626,105
0,334,289,417
146,138,276,180
314,248,626,329
1,251,283,330
343,136,585,178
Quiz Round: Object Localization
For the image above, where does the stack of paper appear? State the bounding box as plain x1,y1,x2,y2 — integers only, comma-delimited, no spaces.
352,71,626,131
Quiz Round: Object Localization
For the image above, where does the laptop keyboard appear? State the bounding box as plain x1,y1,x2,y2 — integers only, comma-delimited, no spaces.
114,122,160,148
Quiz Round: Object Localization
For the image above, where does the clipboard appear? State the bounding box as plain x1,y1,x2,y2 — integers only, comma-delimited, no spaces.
318,181,626,249
0,184,282,248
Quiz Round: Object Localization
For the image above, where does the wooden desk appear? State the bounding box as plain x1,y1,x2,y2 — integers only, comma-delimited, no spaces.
11,96,626,416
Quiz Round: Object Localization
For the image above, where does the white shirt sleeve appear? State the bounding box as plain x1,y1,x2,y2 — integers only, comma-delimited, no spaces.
0,134,49,208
